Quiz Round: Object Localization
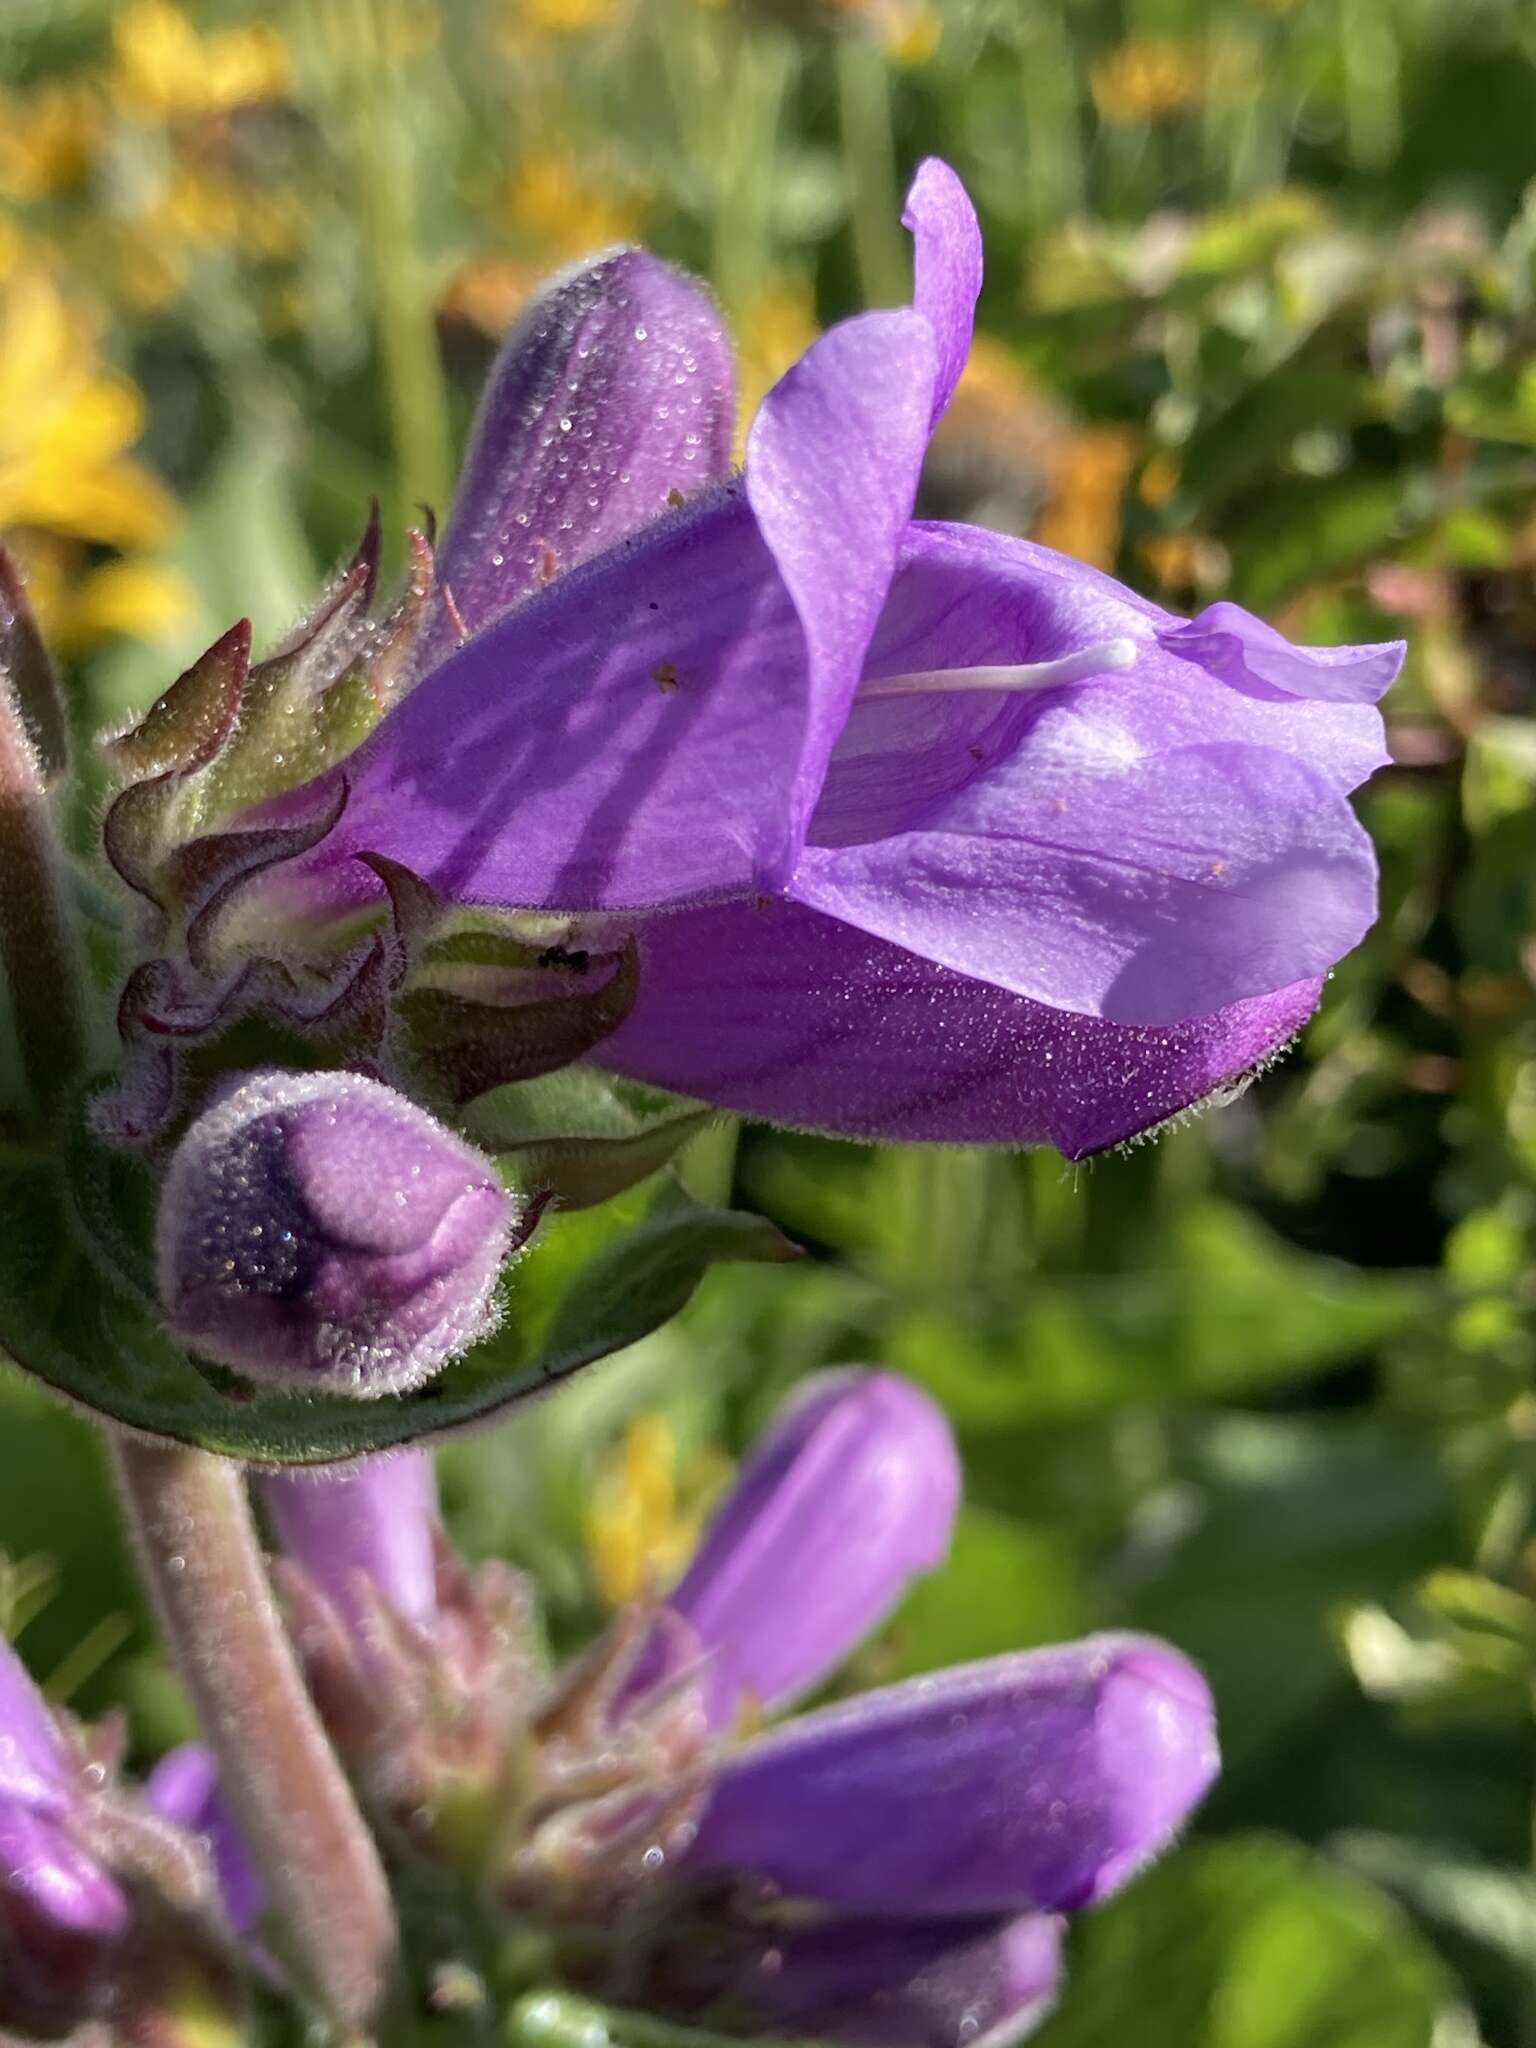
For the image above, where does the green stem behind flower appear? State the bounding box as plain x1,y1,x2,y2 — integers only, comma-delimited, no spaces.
0,641,92,1126
677,1117,739,1209
319,0,454,526
113,1436,396,2037
833,34,909,311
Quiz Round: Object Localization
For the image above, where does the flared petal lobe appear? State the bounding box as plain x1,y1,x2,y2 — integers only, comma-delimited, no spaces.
745,309,940,881
259,1448,440,1629
683,1635,1217,1916
595,897,1322,1156
654,1370,959,1725
758,1912,1063,2048
903,157,983,426
797,524,1401,1028
424,248,736,665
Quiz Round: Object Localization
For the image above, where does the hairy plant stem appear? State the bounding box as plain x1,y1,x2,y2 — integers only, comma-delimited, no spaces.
113,1436,397,2037
0,664,89,1124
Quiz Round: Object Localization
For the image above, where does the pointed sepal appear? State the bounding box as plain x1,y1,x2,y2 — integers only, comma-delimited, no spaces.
461,1068,713,1210
368,855,643,1100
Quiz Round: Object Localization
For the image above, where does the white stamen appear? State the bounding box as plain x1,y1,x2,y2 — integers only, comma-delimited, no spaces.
858,637,1138,702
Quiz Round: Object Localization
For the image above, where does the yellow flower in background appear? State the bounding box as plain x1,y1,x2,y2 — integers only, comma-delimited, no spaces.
732,279,819,452
1090,37,1211,124
585,1413,730,1609
0,268,173,549
1139,450,1181,509
136,162,300,262
0,263,188,648
110,0,291,123
503,149,643,262
516,0,627,31
925,332,1064,529
438,253,542,337
1139,529,1230,595
0,83,104,202
1033,423,1138,571
7,539,192,654
832,0,940,66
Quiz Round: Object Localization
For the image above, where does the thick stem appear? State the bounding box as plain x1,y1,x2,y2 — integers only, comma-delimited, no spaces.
0,675,89,1121
112,1435,396,2035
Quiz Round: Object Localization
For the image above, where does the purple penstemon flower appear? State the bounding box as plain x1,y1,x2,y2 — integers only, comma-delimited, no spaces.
223,157,1400,1159
0,1638,132,2033
239,1372,1215,2046
0,1635,240,2034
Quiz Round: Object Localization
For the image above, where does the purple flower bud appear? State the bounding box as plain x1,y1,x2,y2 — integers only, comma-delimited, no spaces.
259,1449,440,1630
0,1640,131,2035
424,246,734,662
683,1635,1216,1917
647,1370,959,1726
157,1069,518,1395
756,1912,1062,2048
143,1744,265,1940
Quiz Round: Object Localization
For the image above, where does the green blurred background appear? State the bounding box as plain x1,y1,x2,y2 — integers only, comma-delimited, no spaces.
6,0,1536,2040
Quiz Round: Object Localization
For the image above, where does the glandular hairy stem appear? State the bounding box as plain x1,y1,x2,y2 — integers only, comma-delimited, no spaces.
0,669,90,1122
112,1435,396,2036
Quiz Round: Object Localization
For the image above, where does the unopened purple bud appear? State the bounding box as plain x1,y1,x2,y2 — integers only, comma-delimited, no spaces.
157,1070,517,1395
756,1912,1063,2048
645,1370,959,1726
684,1635,1217,1917
259,1449,440,1630
0,1640,131,2035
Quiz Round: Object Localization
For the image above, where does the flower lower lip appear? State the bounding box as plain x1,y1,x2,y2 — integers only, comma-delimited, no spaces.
857,636,1138,702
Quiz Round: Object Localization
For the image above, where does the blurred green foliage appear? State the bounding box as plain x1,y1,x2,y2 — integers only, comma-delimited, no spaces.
7,0,1536,2041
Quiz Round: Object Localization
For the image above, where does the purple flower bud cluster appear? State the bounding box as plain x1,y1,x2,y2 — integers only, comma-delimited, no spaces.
156,1068,518,1396
207,1370,1216,2048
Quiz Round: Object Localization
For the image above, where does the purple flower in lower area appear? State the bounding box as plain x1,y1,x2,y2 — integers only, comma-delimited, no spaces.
227,156,1400,1158
0,1640,131,2035
629,1369,960,1726
144,1744,265,1943
259,1449,440,1633
242,1371,1214,2047
683,1636,1216,1918
0,1636,239,2037
754,1911,1063,2048
156,1068,521,1395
